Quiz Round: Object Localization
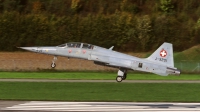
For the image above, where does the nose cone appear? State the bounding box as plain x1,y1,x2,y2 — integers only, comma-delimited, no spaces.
19,47,38,52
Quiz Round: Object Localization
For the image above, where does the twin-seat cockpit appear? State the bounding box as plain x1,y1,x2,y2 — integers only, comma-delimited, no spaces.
57,42,94,49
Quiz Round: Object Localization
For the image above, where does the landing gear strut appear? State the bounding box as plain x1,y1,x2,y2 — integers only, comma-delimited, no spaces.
51,56,57,68
122,73,127,80
116,68,127,82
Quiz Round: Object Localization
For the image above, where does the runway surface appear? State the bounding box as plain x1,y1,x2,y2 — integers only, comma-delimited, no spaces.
1,101,200,112
1,79,200,83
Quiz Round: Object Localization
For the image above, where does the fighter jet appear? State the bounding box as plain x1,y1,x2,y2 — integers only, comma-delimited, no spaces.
20,42,180,82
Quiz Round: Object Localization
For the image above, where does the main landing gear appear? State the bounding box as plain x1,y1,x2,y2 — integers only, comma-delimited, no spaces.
116,68,127,82
51,56,57,68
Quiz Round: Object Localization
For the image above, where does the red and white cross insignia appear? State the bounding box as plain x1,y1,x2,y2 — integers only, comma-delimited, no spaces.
82,50,86,54
160,49,167,57
68,49,72,53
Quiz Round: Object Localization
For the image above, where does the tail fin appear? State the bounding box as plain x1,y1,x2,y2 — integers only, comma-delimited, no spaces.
146,42,174,67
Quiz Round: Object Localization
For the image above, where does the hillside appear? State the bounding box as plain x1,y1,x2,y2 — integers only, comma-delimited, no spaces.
0,0,200,52
174,45,200,62
129,44,200,62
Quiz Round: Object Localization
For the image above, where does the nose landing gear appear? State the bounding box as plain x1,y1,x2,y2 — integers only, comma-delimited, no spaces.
51,56,57,68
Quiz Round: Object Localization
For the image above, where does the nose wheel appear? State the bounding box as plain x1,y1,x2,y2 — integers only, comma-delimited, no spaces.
51,63,56,68
51,56,57,68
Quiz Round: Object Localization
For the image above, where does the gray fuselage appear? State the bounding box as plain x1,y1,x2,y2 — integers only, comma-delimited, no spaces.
31,43,175,76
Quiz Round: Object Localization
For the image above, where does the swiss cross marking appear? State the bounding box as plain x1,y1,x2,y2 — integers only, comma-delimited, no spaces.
160,49,167,57
68,49,72,53
83,50,86,54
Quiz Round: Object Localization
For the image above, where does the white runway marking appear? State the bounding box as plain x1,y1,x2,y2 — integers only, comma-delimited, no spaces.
2,101,200,112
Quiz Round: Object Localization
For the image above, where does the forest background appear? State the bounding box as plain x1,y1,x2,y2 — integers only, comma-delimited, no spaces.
0,0,200,52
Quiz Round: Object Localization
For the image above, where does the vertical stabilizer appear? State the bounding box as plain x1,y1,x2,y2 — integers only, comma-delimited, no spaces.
147,42,174,67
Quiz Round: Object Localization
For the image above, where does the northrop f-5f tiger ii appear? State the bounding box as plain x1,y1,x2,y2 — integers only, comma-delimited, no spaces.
20,42,180,82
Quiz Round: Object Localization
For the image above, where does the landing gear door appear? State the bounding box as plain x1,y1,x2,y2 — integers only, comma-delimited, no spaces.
131,61,140,70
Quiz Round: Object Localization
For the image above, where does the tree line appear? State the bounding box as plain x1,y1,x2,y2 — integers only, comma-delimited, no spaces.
0,0,200,52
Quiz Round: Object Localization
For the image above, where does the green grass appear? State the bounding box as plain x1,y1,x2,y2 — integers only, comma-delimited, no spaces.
0,72,200,102
0,72,200,80
174,45,200,62
0,82,200,102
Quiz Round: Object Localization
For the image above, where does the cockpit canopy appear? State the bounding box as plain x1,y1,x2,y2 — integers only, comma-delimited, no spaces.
57,42,94,49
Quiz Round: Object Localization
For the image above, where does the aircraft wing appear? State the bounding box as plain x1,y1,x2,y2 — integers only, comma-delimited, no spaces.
91,54,132,69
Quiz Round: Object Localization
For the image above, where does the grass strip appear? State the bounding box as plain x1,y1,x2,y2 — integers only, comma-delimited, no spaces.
0,72,200,80
0,82,200,102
